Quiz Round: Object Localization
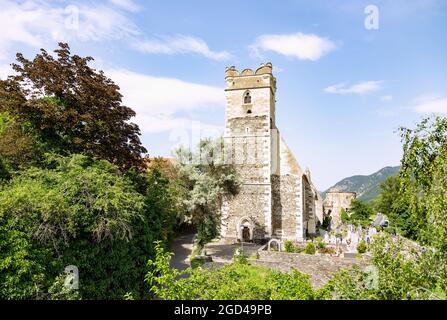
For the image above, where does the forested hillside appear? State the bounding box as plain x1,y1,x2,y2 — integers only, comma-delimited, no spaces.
323,166,400,202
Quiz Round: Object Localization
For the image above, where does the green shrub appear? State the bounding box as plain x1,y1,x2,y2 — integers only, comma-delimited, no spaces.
146,243,318,300
384,226,396,235
357,241,367,254
340,209,350,224
0,154,177,299
316,237,326,249
190,257,205,269
304,242,316,255
284,240,295,253
233,248,248,264
325,234,447,300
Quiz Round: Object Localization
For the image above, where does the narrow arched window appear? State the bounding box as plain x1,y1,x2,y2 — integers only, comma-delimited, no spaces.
243,91,251,104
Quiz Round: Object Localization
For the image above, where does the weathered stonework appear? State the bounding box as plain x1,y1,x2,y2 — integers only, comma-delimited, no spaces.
220,63,323,243
323,190,357,226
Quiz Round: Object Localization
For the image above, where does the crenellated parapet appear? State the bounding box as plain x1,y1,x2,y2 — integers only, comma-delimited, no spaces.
225,62,274,78
225,63,276,93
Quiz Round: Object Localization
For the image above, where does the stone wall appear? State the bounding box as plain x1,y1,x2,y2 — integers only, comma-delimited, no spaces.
257,249,368,288
222,184,270,241
323,191,356,226
302,175,315,235
224,115,270,184
271,174,301,239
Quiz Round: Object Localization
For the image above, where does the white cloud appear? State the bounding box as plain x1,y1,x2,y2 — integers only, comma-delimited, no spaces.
0,1,230,64
0,0,138,60
251,33,336,61
381,95,393,101
133,35,232,61
414,97,447,114
324,81,383,95
108,0,140,12
106,69,224,133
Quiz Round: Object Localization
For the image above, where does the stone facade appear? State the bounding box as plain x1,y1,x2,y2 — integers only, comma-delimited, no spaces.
220,63,323,243
323,190,357,226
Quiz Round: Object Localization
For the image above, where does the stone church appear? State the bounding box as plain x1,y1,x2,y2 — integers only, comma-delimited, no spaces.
220,63,323,243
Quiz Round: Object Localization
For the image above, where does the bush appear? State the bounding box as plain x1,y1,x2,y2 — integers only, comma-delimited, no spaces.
284,240,296,253
340,209,350,224
357,241,367,254
315,237,326,249
349,200,374,225
384,226,397,235
146,243,319,300
190,257,206,269
233,248,248,264
304,242,316,255
0,154,177,299
325,234,447,300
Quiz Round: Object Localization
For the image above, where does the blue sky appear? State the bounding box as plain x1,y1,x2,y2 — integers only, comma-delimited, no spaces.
1,0,447,189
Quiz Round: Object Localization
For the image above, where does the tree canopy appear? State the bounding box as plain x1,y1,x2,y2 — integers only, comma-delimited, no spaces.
0,154,177,299
0,43,146,170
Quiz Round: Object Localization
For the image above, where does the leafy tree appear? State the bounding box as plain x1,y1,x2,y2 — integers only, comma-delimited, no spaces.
340,208,350,224
375,175,415,238
174,138,241,249
0,112,40,178
348,199,374,226
398,116,447,247
0,43,146,170
0,154,177,299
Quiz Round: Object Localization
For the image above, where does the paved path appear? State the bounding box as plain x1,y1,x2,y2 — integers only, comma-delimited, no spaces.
169,232,195,271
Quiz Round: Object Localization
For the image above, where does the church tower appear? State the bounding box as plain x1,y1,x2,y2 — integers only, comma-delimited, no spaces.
220,63,279,242
220,63,323,244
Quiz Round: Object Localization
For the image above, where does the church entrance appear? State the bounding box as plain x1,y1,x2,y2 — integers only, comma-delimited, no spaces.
242,226,250,242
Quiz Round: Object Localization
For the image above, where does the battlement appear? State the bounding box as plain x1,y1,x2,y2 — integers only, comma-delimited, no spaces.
225,63,276,92
225,62,273,78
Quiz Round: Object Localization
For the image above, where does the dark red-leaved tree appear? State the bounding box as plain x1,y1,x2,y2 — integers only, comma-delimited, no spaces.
0,42,147,170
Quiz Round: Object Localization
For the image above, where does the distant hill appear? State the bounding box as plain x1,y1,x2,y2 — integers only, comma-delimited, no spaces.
323,166,400,202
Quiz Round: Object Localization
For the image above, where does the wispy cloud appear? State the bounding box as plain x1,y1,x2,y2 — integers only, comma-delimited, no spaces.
324,81,383,95
250,32,336,61
133,35,232,61
0,0,138,60
0,1,231,64
108,0,140,12
414,96,447,114
107,69,224,133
